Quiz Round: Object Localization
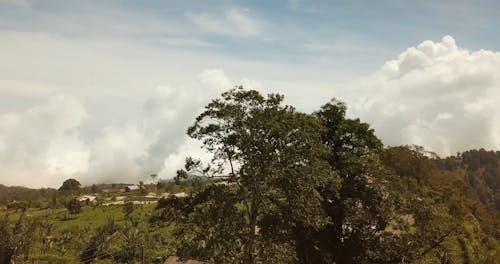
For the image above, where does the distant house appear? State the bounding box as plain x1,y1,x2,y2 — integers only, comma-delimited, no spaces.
77,195,97,205
163,256,210,264
160,192,170,199
144,192,158,199
173,192,187,198
125,185,140,192
103,188,126,193
140,184,156,190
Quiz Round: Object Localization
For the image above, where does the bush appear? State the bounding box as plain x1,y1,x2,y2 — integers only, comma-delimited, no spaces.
66,198,81,214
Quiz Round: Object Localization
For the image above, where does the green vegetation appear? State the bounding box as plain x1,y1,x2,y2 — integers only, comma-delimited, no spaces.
59,179,82,192
0,203,170,263
161,88,499,263
66,199,81,215
0,87,498,263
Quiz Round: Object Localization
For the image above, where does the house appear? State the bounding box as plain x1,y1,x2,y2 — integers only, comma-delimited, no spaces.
103,188,126,193
125,185,140,192
140,184,156,190
173,192,187,198
144,192,159,199
160,192,170,199
77,195,97,205
163,256,210,264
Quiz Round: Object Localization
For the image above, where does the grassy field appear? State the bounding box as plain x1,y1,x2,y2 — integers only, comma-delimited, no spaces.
2,203,172,263
2,203,155,225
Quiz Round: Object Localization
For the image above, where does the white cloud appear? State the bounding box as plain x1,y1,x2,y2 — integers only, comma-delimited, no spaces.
0,94,89,187
187,8,263,37
199,69,233,89
0,70,235,187
345,35,500,156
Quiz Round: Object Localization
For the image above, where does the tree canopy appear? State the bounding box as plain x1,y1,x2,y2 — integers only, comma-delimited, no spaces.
58,178,81,191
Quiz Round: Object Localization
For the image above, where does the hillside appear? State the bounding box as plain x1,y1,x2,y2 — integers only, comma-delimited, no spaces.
1,89,499,264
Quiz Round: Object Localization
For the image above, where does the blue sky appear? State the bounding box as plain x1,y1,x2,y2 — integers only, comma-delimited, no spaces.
2,0,499,75
1,0,500,187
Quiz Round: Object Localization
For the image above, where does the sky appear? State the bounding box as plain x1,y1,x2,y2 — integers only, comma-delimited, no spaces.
1,0,500,187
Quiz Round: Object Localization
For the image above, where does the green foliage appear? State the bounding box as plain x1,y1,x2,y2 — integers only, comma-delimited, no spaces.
174,185,248,263
80,217,119,264
123,201,134,220
66,198,81,215
173,87,334,263
163,88,499,264
0,203,171,263
0,185,63,209
59,178,81,191
383,146,500,263
295,99,387,263
0,214,38,263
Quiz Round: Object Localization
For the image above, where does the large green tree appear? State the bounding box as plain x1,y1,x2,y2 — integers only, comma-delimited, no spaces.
293,100,391,263
173,87,335,263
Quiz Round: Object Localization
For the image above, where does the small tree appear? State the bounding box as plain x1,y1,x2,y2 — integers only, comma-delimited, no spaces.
80,218,119,264
123,202,134,220
66,198,81,215
150,174,158,184
59,179,81,191
0,214,38,263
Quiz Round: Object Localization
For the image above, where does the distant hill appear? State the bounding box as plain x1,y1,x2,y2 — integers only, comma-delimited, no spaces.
383,147,500,239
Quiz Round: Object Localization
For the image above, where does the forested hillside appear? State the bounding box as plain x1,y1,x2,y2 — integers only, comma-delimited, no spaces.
1,88,499,264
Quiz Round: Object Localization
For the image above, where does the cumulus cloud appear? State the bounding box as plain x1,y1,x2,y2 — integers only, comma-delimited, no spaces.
187,8,263,37
0,70,233,187
345,35,500,156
